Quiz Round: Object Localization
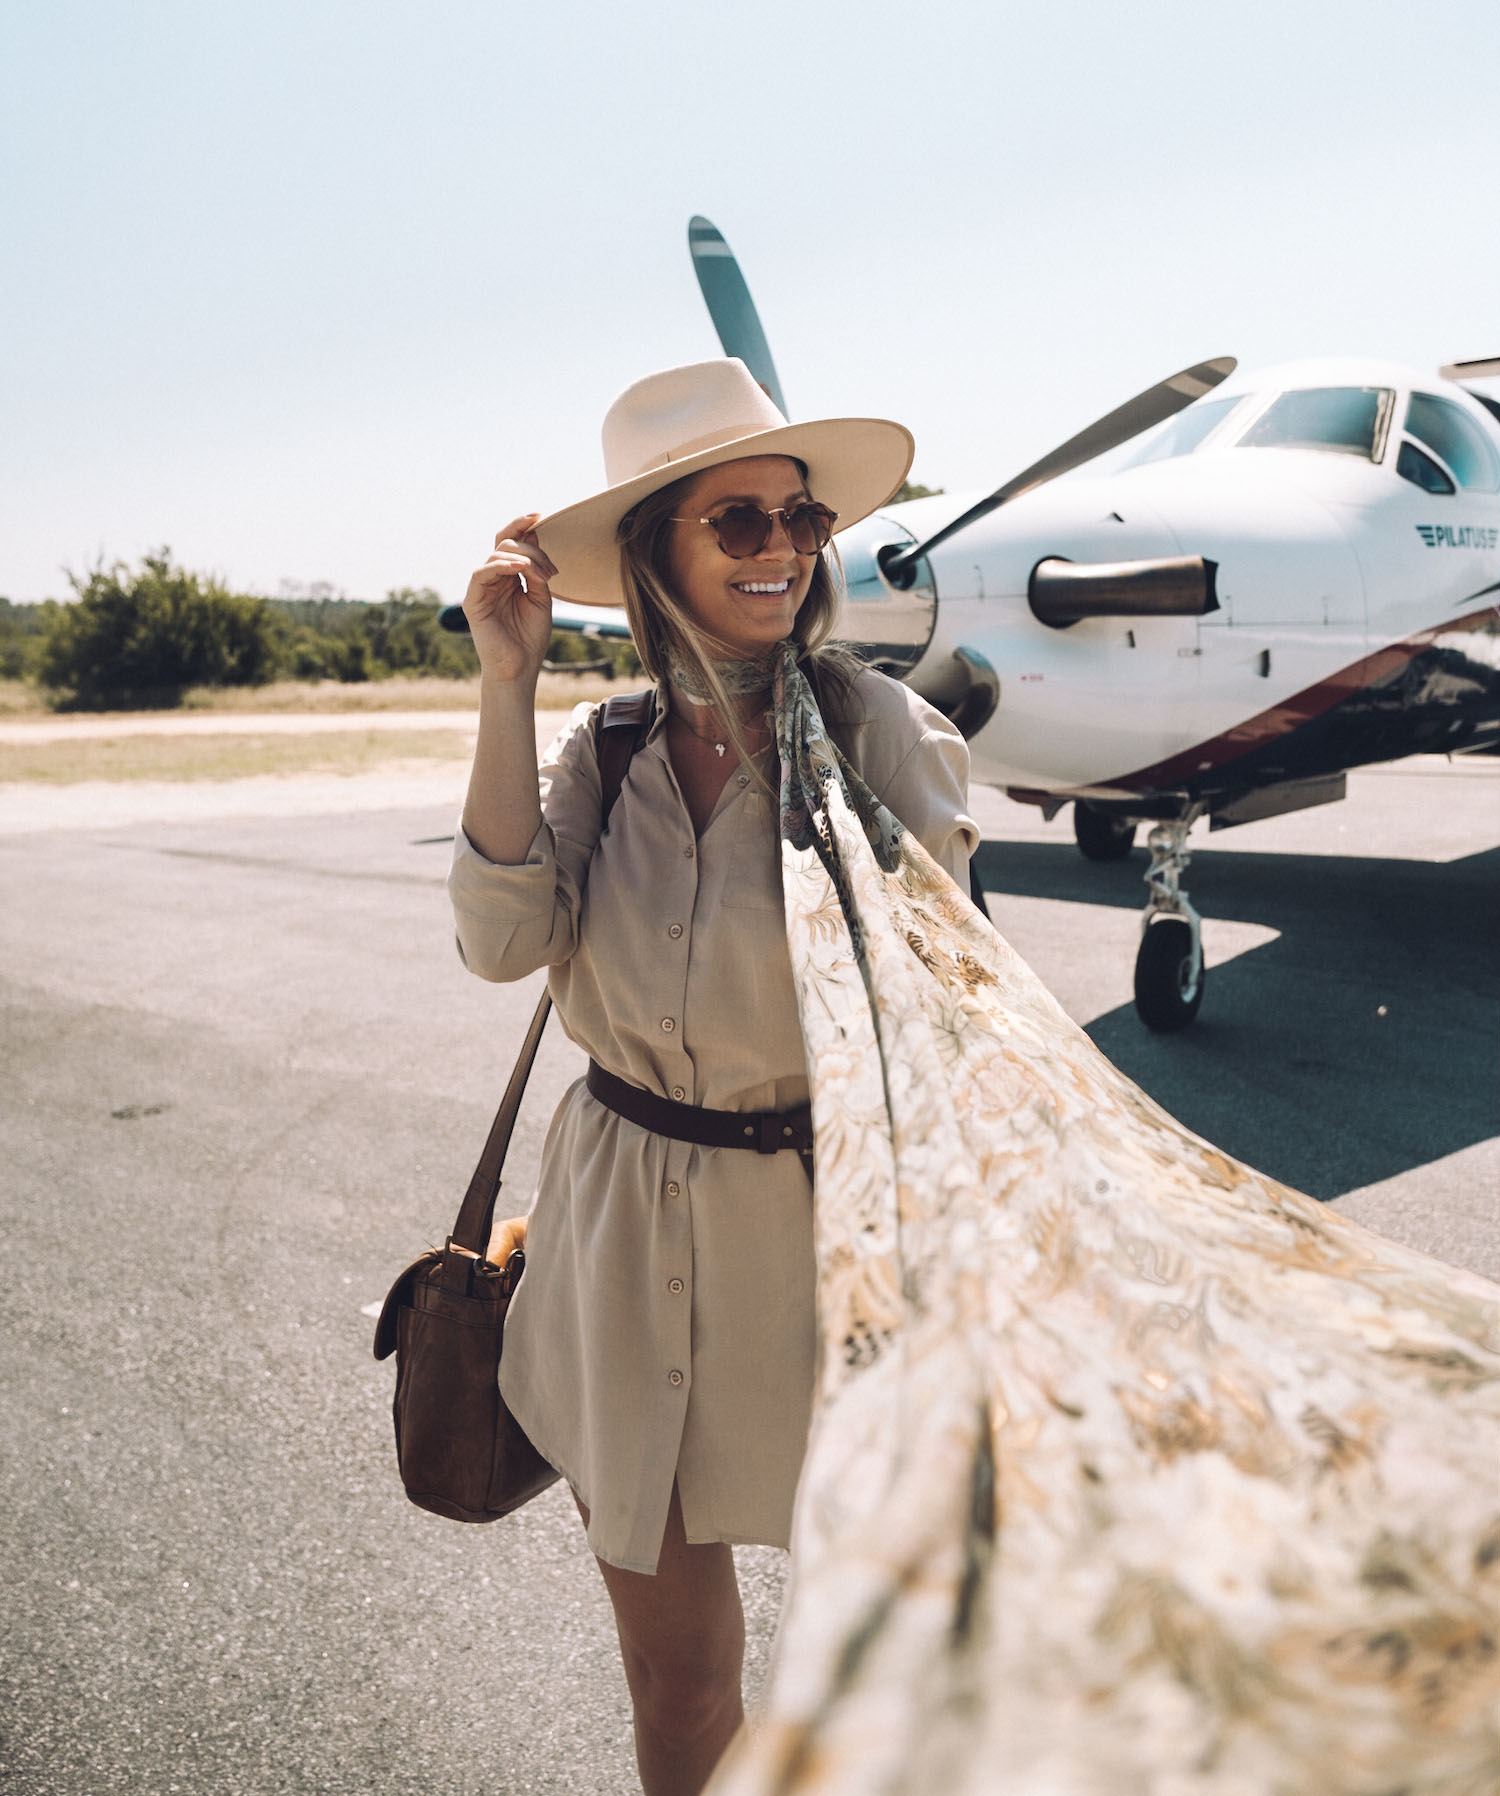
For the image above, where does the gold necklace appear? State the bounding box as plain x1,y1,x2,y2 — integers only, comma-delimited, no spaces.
668,708,768,760
669,711,731,757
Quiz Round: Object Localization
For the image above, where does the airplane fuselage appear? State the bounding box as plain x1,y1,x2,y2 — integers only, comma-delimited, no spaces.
837,358,1500,816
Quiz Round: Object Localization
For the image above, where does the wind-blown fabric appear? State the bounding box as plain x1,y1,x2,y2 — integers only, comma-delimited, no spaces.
710,647,1500,1796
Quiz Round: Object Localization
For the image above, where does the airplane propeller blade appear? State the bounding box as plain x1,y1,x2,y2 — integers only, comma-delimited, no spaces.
688,216,789,417
1440,358,1500,426
882,356,1237,589
1439,357,1500,380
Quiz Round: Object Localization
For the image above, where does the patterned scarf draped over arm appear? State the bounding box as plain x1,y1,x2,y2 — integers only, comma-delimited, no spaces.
709,645,1500,1795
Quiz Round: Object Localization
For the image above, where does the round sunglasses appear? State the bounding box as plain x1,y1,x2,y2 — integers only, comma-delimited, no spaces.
670,500,838,559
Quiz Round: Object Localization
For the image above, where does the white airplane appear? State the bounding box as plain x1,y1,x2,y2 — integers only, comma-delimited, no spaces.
446,220,1500,1031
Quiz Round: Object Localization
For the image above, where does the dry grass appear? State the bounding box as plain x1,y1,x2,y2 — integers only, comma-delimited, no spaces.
0,680,47,718
0,669,631,721
0,729,481,785
180,677,485,714
172,673,630,712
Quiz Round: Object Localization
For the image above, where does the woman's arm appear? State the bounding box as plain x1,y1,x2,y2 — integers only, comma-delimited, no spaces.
459,514,557,865
452,518,556,1257
847,672,980,884
449,702,602,980
878,724,978,886
448,517,601,981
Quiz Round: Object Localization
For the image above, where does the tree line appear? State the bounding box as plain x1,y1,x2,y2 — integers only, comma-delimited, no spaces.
0,552,639,710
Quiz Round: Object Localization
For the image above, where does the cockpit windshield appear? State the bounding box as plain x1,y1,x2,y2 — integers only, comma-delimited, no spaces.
1118,395,1241,468
1237,387,1393,460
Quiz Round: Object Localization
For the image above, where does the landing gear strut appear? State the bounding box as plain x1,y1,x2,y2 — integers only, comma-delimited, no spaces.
1133,810,1205,1031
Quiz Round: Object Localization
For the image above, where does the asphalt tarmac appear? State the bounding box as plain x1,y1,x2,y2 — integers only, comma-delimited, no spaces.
2,751,1496,1795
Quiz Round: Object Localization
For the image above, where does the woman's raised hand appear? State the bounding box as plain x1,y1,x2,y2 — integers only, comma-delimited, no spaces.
462,514,558,686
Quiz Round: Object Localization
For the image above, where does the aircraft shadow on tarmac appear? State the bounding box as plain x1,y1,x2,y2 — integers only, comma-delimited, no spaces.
971,841,1500,1201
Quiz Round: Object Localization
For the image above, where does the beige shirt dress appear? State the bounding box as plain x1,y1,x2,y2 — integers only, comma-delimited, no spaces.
448,668,979,1573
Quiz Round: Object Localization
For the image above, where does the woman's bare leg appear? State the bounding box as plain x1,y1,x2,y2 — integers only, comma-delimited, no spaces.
577,1486,745,1796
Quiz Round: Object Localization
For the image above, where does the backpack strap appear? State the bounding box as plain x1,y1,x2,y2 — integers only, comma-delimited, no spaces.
594,688,655,823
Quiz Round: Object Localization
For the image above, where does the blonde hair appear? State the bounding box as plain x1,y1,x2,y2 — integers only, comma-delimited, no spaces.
616,467,863,779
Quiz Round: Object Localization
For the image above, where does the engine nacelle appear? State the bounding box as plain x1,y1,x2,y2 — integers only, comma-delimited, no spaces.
1028,555,1220,629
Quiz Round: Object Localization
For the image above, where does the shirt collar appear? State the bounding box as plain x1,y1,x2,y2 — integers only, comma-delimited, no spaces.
644,682,671,745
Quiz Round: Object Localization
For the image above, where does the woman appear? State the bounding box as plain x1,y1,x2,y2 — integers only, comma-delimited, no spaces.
449,359,977,1796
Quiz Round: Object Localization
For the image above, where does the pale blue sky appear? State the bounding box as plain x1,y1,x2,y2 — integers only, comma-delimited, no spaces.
3,0,1495,602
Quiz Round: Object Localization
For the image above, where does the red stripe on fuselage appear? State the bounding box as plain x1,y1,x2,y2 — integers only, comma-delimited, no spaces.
1103,605,1500,794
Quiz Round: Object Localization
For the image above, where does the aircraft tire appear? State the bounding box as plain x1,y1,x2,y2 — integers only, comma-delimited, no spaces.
1134,918,1205,1031
1074,802,1137,861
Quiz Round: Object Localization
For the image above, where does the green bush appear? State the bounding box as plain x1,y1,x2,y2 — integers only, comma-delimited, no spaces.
360,589,479,679
0,598,56,681
31,556,635,710
40,553,277,708
545,629,598,665
264,589,479,683
545,629,641,679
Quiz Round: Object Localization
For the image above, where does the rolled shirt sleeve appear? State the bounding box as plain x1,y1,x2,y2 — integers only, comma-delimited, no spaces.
447,702,601,982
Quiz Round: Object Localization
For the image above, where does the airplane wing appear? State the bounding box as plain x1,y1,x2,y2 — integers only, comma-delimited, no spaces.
546,599,632,640
438,598,633,641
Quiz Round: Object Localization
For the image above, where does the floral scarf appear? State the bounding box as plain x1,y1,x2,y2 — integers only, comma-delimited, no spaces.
710,644,1500,1794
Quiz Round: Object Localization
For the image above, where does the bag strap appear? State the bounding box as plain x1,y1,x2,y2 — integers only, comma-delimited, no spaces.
447,690,654,1258
595,687,656,810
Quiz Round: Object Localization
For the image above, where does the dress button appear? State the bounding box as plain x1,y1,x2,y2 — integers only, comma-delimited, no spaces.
668,1278,684,1295
683,845,695,859
665,1181,680,1198
661,1016,676,1033
737,773,750,787
668,1369,684,1387
670,1086,686,1102
668,923,684,939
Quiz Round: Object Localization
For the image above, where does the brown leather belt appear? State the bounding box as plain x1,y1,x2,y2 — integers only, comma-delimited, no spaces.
586,1061,814,1157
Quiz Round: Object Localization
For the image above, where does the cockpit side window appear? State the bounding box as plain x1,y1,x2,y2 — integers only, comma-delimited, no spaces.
1396,441,1456,495
1404,393,1500,492
1118,395,1242,468
1236,387,1394,460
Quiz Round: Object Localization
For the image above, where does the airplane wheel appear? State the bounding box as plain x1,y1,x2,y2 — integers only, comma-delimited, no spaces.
1074,802,1137,861
1134,919,1204,1031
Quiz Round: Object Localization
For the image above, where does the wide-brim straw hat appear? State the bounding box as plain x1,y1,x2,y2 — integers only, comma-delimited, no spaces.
535,359,915,608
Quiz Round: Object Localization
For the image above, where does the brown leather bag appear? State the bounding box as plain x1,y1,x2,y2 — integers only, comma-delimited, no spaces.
372,691,653,1523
